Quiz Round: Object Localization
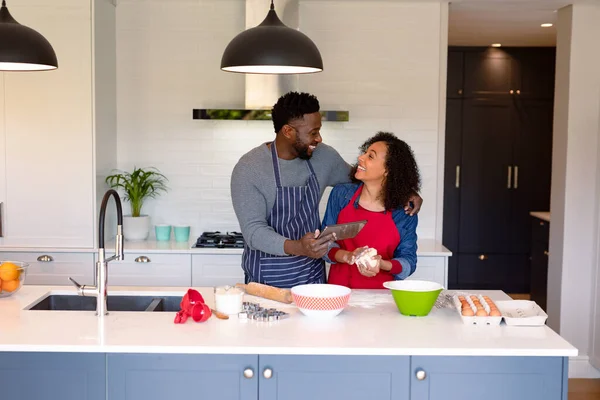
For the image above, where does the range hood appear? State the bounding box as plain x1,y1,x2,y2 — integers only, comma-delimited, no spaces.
192,109,349,121
192,0,349,122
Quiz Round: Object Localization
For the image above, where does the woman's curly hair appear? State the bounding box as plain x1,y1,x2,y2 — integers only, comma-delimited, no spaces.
350,131,421,211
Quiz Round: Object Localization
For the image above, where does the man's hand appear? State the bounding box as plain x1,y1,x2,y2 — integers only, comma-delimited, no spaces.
404,192,423,216
285,229,336,259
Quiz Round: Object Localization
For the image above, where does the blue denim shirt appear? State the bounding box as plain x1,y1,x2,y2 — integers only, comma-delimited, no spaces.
321,183,418,280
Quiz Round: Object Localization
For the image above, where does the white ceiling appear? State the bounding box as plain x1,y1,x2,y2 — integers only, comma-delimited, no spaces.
448,0,579,47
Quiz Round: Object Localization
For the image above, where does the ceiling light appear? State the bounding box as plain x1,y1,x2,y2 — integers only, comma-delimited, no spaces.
541,23,553,27
220,0,323,75
0,0,58,71
491,43,502,47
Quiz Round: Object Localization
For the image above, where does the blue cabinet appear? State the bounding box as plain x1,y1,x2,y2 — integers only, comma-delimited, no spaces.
259,355,410,400
0,352,105,400
410,356,567,400
107,353,258,400
0,352,568,400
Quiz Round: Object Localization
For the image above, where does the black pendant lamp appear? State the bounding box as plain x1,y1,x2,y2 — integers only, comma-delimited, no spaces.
220,0,322,74
0,0,58,71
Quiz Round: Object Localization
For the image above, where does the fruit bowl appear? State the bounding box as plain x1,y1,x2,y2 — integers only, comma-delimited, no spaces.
0,261,28,298
383,280,443,316
291,283,351,319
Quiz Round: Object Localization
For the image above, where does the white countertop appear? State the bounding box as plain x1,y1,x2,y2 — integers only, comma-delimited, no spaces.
0,285,576,357
530,211,550,222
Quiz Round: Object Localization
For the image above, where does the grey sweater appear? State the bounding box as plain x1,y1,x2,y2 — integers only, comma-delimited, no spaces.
231,142,351,256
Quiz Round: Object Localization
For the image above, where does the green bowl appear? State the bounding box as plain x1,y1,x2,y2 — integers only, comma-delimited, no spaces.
383,280,444,316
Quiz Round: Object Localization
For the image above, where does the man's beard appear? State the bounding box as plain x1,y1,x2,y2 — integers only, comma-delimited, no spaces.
294,139,312,160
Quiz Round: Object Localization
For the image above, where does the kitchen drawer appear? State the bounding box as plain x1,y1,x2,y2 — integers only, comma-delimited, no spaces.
408,256,447,287
192,254,244,287
101,253,192,287
457,253,529,293
0,252,94,286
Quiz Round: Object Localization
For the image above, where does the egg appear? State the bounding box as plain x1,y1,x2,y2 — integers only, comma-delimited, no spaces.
476,309,488,316
462,308,475,316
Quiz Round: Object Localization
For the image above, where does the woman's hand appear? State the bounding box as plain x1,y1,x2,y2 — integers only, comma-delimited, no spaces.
357,255,382,277
335,246,368,265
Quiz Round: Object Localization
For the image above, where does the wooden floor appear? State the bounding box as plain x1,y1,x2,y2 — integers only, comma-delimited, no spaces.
505,295,600,399
569,379,600,399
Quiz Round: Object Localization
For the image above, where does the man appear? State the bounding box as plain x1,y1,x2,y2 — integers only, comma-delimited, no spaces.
231,91,422,288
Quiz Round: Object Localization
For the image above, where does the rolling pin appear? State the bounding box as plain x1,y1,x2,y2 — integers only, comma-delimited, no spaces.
235,282,293,304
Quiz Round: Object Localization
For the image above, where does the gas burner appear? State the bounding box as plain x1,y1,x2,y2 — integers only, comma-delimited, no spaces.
194,231,245,249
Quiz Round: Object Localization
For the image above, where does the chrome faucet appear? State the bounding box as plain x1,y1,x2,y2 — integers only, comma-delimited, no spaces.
69,189,124,316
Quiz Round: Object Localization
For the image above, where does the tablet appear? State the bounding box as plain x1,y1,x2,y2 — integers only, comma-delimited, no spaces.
317,220,367,241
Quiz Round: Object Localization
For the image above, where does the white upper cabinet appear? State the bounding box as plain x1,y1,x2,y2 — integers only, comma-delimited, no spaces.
0,0,116,249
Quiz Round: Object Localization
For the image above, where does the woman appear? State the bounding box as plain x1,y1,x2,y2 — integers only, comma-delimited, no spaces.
321,131,421,289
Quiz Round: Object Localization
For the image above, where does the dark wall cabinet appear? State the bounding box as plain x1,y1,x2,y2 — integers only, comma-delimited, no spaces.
443,47,555,293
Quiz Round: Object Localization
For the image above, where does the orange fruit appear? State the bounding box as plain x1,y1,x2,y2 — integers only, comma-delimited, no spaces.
0,262,20,281
1,279,19,292
0,277,3,292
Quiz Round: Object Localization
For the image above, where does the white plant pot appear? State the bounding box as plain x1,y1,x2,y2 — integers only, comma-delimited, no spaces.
123,215,150,241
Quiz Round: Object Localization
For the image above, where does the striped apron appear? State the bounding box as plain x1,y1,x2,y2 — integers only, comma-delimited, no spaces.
242,142,325,288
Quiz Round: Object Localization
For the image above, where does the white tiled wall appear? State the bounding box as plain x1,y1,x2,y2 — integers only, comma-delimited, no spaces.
116,0,446,241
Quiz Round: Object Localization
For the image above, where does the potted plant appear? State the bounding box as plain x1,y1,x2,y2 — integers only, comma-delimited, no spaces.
105,166,168,241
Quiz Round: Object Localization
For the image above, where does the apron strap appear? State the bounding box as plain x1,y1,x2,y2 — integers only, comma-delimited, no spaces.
271,142,316,188
270,142,283,188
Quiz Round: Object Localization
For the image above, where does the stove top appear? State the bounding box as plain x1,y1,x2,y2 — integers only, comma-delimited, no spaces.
194,231,245,249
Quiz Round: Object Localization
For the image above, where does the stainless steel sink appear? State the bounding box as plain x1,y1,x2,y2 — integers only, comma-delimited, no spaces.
26,294,182,312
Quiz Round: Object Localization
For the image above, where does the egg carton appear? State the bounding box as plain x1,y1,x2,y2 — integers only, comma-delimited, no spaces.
493,300,548,326
452,293,503,326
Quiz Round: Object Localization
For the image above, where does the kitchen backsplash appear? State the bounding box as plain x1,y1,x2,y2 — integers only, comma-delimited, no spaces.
116,0,444,241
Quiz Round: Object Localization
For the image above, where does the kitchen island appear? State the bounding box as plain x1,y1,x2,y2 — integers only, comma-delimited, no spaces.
0,285,577,400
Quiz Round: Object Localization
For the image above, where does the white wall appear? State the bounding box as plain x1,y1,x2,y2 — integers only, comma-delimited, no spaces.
548,2,600,378
94,0,118,242
116,0,448,242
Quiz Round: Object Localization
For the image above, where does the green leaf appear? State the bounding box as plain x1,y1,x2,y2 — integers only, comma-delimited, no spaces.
105,167,169,217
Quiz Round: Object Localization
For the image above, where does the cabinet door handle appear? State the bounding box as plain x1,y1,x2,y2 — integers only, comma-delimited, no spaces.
415,369,427,380
516,89,521,95
458,89,463,95
37,255,54,262
455,165,460,188
513,165,519,189
507,166,512,189
510,89,514,94
243,368,254,379
544,250,549,256
135,256,151,263
478,254,488,261
263,368,273,379
0,202,3,238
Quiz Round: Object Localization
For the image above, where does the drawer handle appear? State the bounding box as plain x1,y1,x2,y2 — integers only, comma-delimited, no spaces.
415,369,427,380
37,255,54,262
135,256,151,263
263,368,273,379
544,250,549,256
243,368,254,379
478,254,488,261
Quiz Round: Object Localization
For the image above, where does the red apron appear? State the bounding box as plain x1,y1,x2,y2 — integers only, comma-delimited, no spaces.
327,185,401,289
